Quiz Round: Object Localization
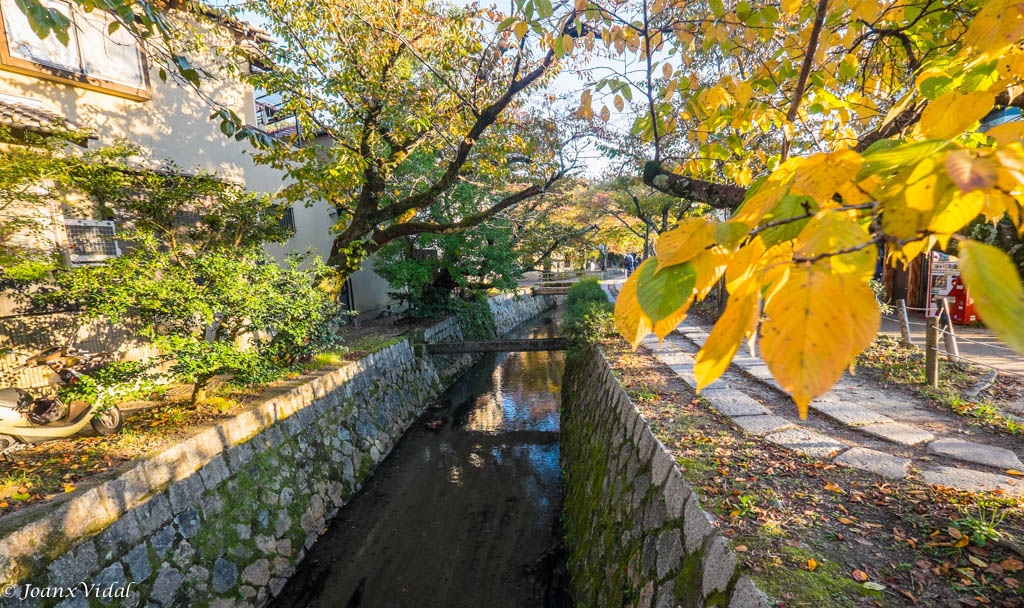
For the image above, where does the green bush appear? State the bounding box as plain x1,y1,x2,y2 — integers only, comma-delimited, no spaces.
563,278,614,344
454,296,497,341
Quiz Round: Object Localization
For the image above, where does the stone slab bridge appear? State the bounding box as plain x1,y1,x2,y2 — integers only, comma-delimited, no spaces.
423,338,569,354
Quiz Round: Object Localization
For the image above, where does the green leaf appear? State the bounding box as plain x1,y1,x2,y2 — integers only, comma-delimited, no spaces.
919,75,956,99
497,16,515,31
709,0,725,17
635,257,696,325
759,195,817,247
858,139,949,179
957,240,1024,354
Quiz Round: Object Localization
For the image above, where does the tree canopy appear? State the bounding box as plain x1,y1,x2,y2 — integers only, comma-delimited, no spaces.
13,0,1024,417
498,0,1024,416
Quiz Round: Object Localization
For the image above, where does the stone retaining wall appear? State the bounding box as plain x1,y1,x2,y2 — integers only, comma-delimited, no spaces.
561,348,768,608
0,293,557,608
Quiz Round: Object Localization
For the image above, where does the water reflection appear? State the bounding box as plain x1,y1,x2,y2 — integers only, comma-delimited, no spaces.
272,311,570,608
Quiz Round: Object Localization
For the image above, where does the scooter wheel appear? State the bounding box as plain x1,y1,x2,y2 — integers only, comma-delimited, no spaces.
91,406,123,436
0,434,18,451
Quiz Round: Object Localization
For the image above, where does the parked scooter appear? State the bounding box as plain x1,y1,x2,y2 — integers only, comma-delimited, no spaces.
0,347,123,457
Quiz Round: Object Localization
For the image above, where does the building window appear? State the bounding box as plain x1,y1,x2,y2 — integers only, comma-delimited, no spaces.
278,207,295,230
64,218,120,266
0,0,149,100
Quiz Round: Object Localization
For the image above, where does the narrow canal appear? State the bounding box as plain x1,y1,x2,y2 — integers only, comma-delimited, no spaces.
273,312,571,608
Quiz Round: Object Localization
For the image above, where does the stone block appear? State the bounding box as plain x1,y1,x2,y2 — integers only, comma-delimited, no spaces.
168,474,205,514
93,561,129,606
212,557,238,594
174,507,202,539
764,428,846,459
927,439,1024,470
662,469,691,520
46,540,99,588
96,511,142,560
61,486,119,539
728,576,770,608
858,422,934,446
656,529,683,579
199,455,231,490
655,581,675,608
705,390,770,417
650,444,675,488
809,401,893,427
701,535,737,599
834,447,910,479
149,566,184,607
638,581,655,608
133,492,172,536
124,541,152,582
683,494,715,553
921,466,1023,496
731,415,795,436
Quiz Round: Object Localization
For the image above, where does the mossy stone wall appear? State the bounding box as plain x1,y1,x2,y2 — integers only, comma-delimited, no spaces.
0,293,556,608
561,348,768,608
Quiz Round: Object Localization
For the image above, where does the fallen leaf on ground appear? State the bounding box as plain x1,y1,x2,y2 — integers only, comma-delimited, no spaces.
852,569,869,582
807,558,817,571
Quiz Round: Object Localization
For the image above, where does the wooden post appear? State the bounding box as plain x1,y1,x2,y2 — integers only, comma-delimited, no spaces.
925,317,939,388
940,298,960,363
897,299,913,346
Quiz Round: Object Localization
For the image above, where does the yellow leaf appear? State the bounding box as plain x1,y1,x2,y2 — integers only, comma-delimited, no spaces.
791,150,864,203
851,569,869,582
761,266,880,416
928,190,985,236
807,558,818,572
513,20,529,41
793,210,875,279
986,121,1024,146
656,218,716,269
824,482,844,493
615,268,652,349
600,105,610,122
694,282,760,391
964,0,1024,55
690,246,730,300
614,94,625,112
955,536,970,548
781,0,801,16
63,484,75,493
733,158,800,225
725,237,766,293
957,239,1024,354
838,517,854,525
944,150,999,193
918,91,995,140
575,0,588,9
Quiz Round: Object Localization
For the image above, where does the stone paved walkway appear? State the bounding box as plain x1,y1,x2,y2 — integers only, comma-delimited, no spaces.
602,282,1024,497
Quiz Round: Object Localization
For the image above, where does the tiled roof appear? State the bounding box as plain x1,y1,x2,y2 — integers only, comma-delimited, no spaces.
0,100,80,133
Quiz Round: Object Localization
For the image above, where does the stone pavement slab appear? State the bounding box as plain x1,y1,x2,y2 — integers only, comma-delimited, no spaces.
704,390,770,417
927,439,1024,470
764,428,846,458
834,447,911,479
858,422,935,445
921,466,1024,496
732,415,795,436
810,402,894,427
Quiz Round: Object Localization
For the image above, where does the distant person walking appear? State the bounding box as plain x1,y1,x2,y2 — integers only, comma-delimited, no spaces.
623,252,635,276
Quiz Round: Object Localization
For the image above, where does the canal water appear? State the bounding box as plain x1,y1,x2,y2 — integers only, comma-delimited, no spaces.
272,312,571,608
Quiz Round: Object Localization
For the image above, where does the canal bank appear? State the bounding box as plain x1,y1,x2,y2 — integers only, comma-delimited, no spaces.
0,293,560,608
273,312,569,608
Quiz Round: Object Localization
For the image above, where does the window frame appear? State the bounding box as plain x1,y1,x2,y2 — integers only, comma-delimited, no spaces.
0,1,151,101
